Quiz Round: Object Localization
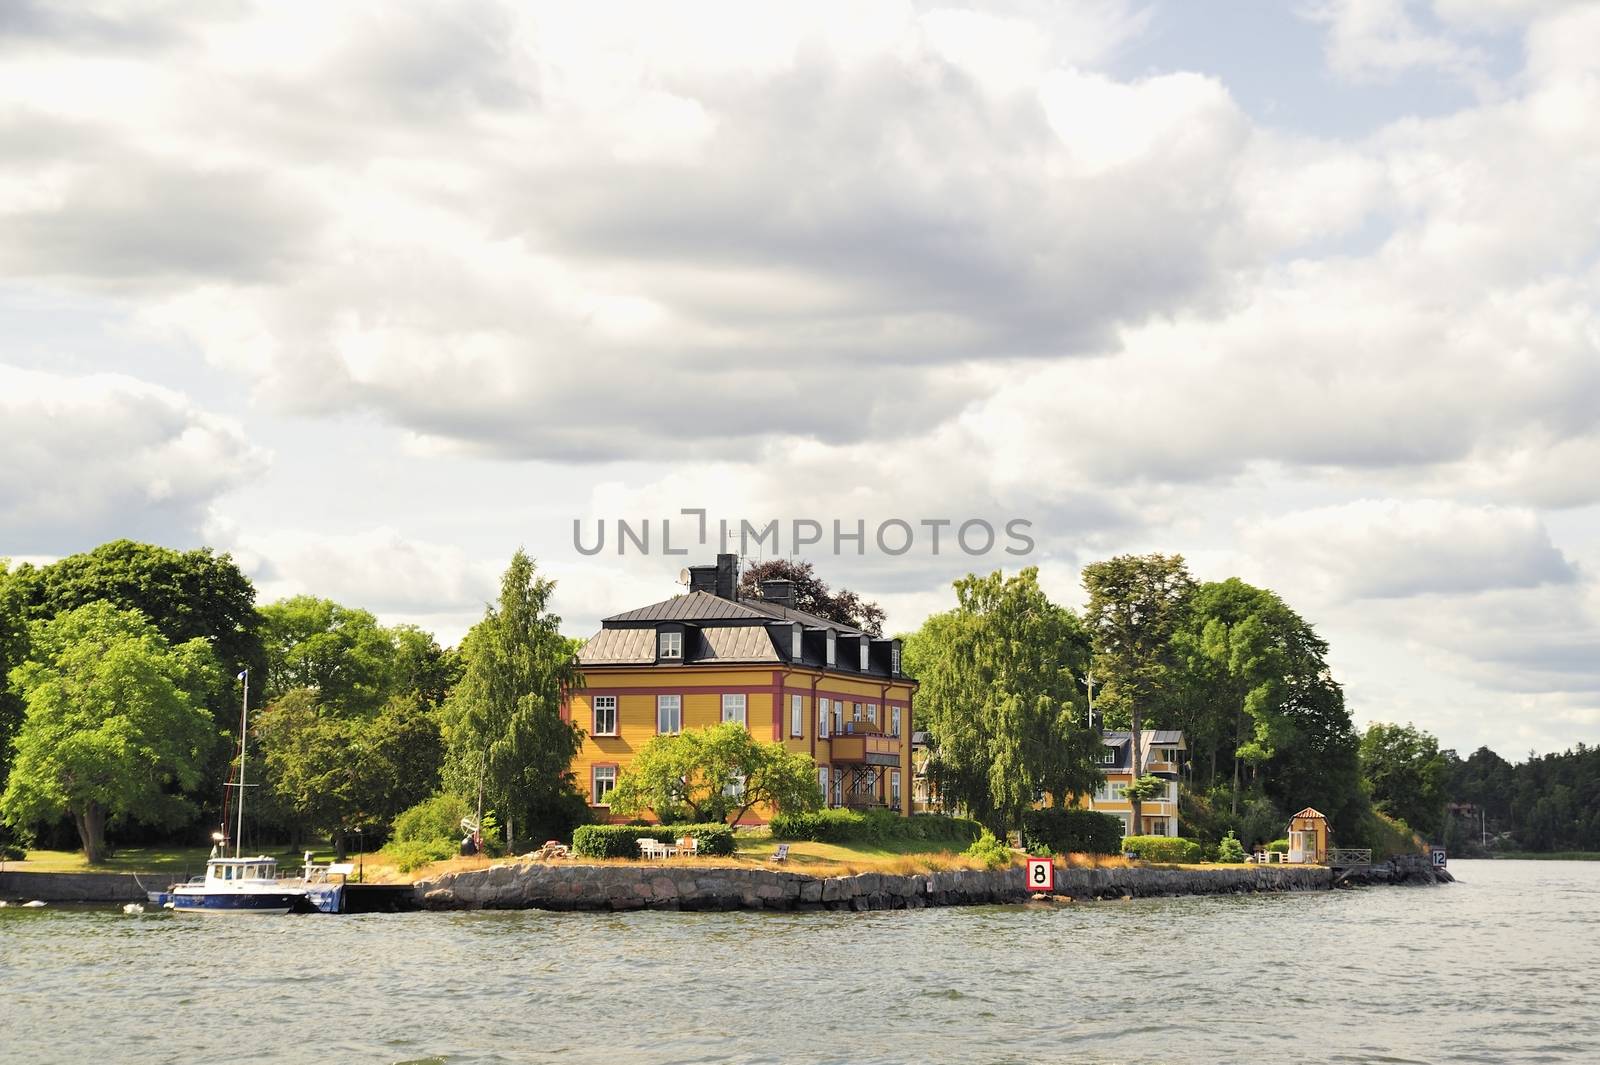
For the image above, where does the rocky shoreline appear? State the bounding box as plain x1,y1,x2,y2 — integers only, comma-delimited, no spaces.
413,859,1452,913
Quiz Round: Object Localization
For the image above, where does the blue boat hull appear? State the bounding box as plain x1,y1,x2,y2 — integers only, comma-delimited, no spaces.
170,891,307,914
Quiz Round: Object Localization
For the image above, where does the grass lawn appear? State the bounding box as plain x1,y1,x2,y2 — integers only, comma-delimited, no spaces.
6,846,338,875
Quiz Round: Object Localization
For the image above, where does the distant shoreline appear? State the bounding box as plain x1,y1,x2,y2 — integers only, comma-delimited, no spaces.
1487,851,1600,861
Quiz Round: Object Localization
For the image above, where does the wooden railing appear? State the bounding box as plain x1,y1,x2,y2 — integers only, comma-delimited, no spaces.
1327,848,1372,867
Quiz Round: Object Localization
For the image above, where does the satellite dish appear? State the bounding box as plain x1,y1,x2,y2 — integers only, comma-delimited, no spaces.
678,568,691,586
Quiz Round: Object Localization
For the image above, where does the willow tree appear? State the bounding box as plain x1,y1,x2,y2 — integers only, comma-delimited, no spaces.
1082,554,1194,837
906,567,1101,836
440,550,583,849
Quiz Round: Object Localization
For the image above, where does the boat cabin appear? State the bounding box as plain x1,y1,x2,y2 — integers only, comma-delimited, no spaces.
206,856,281,883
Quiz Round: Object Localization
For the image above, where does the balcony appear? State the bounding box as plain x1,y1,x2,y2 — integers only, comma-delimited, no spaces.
829,732,901,765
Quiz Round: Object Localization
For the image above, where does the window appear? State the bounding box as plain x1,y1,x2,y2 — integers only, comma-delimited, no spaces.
826,630,836,666
859,639,870,670
723,773,746,800
831,769,844,806
658,629,682,660
817,766,830,804
791,623,803,660
657,694,682,734
1100,747,1116,765
891,644,901,674
592,695,617,736
866,703,877,723
1096,780,1129,803
890,705,901,737
890,770,902,807
791,694,804,737
721,693,747,726
592,764,617,806
853,702,863,722
833,700,844,734
818,697,830,738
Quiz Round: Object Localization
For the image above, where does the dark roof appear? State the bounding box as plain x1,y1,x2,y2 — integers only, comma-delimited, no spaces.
1101,730,1184,746
577,622,781,666
604,590,772,624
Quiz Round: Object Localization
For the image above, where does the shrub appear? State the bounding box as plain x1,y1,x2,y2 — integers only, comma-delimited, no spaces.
1121,835,1202,863
1216,832,1247,863
381,838,457,873
393,792,473,844
963,829,1016,870
1022,808,1124,855
770,808,980,845
570,823,736,860
1266,838,1289,854
0,844,26,862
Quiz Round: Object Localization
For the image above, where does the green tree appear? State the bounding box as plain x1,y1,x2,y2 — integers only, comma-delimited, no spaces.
906,568,1101,835
439,550,583,849
257,596,400,715
0,603,219,862
738,558,886,636
606,723,821,825
0,561,29,794
256,688,443,857
1360,722,1449,839
1082,554,1195,837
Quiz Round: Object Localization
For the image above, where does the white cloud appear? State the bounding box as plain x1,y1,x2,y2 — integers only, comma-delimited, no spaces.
1302,0,1492,89
0,364,268,553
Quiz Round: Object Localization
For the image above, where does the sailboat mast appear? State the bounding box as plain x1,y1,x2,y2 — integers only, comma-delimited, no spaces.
235,669,249,860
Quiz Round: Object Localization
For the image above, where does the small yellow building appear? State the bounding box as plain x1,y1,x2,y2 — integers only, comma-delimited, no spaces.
1287,807,1329,864
567,555,916,824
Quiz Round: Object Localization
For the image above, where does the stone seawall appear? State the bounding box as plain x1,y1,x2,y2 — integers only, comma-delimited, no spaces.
0,870,152,903
413,862,1359,913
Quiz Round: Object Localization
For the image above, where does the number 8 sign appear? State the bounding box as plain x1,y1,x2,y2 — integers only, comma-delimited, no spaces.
1026,857,1054,893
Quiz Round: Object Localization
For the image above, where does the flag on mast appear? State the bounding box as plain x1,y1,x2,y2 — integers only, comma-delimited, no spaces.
237,669,248,681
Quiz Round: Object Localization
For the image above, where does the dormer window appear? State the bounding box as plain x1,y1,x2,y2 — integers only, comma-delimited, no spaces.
658,629,682,660
826,630,836,667
891,643,901,675
859,638,870,671
1100,747,1116,765
791,623,803,660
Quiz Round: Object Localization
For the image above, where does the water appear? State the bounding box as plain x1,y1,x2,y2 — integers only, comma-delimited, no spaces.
1,860,1593,1064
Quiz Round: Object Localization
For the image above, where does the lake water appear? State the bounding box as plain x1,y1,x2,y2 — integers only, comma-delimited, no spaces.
1,860,1593,1064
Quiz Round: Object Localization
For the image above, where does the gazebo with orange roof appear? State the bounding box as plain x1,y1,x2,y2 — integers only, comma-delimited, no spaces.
1287,807,1329,864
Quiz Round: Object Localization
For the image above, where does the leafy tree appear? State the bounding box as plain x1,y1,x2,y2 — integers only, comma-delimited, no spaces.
256,688,444,857
906,568,1101,835
1216,831,1247,863
0,562,29,792
739,558,886,636
0,603,219,862
439,550,583,849
1125,774,1166,804
3,540,262,729
258,596,401,715
1360,722,1449,838
1082,554,1195,836
390,624,461,709
606,723,821,825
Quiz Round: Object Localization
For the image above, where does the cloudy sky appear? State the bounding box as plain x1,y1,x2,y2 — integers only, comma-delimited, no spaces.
3,0,1598,758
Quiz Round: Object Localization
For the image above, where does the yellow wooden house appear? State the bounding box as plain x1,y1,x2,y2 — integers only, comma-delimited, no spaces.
567,554,916,824
1080,730,1186,837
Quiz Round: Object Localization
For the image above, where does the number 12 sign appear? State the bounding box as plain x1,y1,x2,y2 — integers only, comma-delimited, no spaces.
1026,857,1054,893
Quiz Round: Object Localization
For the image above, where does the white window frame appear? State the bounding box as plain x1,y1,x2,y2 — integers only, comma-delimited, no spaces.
721,693,747,727
591,764,617,807
723,773,746,800
826,630,836,666
866,703,877,723
790,693,803,738
818,765,830,804
791,623,803,660
891,644,901,674
890,705,901,737
657,694,682,735
833,700,844,734
658,629,682,660
890,769,902,807
1100,747,1116,765
592,695,617,737
818,697,830,738
859,640,870,671
831,768,843,806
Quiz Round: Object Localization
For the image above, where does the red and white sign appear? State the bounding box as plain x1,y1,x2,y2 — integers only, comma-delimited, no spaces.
1025,857,1054,893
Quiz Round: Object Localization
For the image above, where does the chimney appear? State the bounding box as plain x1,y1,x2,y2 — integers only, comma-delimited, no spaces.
714,552,739,600
687,565,717,595
759,578,795,608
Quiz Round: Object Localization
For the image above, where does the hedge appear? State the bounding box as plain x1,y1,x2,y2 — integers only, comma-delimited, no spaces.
769,808,981,845
1021,808,1124,855
570,823,736,860
1121,835,1202,863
